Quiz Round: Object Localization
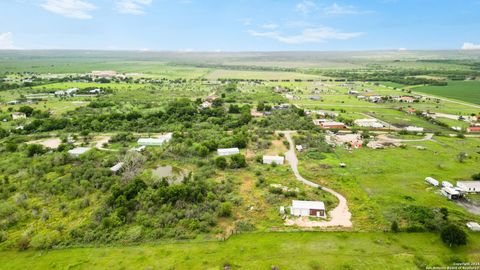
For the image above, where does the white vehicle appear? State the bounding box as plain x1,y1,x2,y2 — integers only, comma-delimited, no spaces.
425,177,439,187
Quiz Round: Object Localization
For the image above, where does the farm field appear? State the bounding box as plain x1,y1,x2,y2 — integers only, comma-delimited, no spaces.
414,81,480,105
1,232,479,270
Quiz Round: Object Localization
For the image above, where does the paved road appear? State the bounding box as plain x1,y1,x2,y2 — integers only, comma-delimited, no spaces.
281,131,352,228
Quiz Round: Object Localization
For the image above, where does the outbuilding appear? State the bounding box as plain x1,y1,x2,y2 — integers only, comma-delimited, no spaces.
425,177,439,186
320,121,346,129
263,155,285,165
11,112,27,120
441,187,461,200
467,222,480,231
217,148,240,156
137,133,172,146
68,147,91,157
442,181,453,188
457,181,480,193
110,162,124,173
290,200,326,218
405,126,424,132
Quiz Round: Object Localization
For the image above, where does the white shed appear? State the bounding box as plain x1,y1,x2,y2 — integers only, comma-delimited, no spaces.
425,177,439,186
441,187,461,200
263,155,285,165
405,126,424,132
110,162,124,173
217,148,240,156
457,181,480,193
442,181,453,188
68,147,91,157
137,133,172,146
291,200,326,218
467,222,480,231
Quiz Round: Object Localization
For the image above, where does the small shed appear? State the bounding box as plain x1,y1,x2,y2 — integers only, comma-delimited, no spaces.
11,112,27,120
442,181,453,188
441,187,461,200
110,162,124,173
68,147,91,157
291,200,326,218
466,222,480,231
217,148,240,156
137,133,172,146
295,145,303,152
263,155,284,165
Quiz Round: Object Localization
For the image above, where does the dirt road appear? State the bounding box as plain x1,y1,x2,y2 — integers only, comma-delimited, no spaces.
281,131,352,228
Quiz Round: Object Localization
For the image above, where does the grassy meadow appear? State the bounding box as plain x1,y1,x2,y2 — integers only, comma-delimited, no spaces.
414,81,480,105
1,232,479,270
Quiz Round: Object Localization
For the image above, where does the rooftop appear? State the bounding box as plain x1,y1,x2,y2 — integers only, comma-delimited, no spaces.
292,200,325,210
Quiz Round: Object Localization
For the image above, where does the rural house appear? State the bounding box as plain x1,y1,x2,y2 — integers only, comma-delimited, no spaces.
467,126,480,133
405,126,424,132
217,148,240,156
110,162,124,173
290,200,326,218
354,118,384,128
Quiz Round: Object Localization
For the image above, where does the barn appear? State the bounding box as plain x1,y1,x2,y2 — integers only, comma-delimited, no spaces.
291,200,326,218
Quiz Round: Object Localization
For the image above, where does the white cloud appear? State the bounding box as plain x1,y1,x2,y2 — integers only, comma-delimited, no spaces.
116,0,152,15
261,23,279,30
41,0,96,19
324,3,361,15
0,32,17,50
248,27,363,44
295,0,316,14
461,42,480,50
398,47,407,51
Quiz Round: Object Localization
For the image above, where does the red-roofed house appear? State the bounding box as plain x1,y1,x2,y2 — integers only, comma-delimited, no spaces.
467,126,480,133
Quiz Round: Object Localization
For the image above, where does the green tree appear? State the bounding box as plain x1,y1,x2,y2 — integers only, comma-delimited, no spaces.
215,156,227,169
441,224,467,247
229,154,247,169
391,220,399,232
26,144,46,157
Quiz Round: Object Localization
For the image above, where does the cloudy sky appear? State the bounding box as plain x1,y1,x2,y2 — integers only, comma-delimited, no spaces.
0,0,479,51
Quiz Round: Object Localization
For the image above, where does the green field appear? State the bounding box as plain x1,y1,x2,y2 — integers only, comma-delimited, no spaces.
414,81,480,105
1,232,479,270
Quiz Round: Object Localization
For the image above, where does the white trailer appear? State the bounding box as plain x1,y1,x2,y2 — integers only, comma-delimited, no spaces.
425,177,439,187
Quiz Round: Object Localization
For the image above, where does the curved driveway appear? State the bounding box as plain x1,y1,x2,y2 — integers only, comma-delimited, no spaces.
281,131,352,228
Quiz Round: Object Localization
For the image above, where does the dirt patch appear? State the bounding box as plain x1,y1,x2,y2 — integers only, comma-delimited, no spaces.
27,138,62,149
94,136,111,149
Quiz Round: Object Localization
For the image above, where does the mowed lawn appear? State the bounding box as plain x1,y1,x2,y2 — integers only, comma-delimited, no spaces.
414,81,480,105
1,232,480,270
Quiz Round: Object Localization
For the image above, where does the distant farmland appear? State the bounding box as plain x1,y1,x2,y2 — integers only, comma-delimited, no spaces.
414,80,480,105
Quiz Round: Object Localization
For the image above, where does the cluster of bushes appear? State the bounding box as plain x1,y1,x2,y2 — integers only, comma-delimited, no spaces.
215,154,247,169
390,205,467,247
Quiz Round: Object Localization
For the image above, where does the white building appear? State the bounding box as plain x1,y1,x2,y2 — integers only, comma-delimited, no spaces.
137,133,173,146
354,119,384,128
425,177,439,186
466,222,480,231
11,112,27,120
217,148,240,156
405,126,424,132
441,187,461,200
263,155,285,165
442,181,454,188
295,145,304,152
457,181,480,193
68,147,91,157
110,162,124,173
291,200,326,218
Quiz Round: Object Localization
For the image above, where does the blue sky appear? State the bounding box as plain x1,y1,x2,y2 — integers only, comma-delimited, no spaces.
0,0,480,51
